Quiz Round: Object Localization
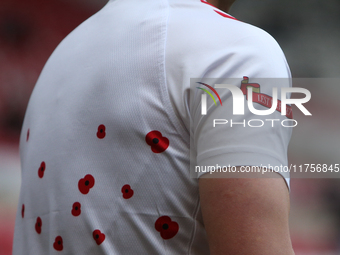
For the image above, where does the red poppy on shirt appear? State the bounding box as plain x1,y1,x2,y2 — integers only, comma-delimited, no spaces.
71,202,81,216
35,217,42,234
121,184,134,199
21,204,25,218
155,216,179,239
97,124,106,139
78,174,95,194
145,131,169,153
93,229,105,245
53,236,63,251
38,161,46,178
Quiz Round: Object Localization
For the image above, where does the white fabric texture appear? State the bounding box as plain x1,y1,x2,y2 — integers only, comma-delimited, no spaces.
13,0,292,254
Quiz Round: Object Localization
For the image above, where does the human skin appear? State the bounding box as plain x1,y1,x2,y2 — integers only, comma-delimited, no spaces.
198,2,295,254
199,169,295,255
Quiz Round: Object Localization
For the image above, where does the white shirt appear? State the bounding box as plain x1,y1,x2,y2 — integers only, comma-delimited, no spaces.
13,0,291,254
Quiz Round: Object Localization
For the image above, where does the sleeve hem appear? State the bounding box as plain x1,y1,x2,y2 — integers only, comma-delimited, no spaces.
196,152,290,190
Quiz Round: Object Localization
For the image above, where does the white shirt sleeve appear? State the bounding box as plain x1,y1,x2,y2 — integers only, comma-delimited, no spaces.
191,34,292,188
165,4,292,188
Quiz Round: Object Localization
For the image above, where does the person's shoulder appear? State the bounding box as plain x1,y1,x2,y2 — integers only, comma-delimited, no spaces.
167,2,283,56
166,3,289,78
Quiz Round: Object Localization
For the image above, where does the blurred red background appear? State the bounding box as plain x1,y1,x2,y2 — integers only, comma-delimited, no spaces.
0,0,102,254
